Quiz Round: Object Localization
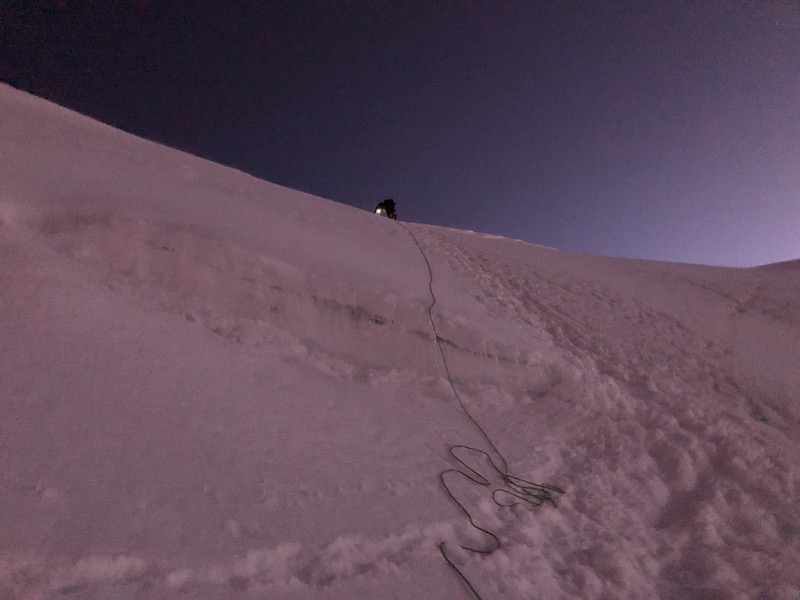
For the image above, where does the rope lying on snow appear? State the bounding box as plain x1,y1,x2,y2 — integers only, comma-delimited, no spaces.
399,222,565,599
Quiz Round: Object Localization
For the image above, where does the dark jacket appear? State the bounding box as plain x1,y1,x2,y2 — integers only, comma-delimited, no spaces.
374,199,398,219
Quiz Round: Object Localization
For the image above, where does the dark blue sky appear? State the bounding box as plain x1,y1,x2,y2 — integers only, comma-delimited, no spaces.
2,1,799,266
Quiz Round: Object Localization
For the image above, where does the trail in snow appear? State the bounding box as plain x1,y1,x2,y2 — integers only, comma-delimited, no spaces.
401,221,566,600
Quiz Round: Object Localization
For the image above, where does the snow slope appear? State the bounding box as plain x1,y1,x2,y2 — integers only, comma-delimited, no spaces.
1,83,799,600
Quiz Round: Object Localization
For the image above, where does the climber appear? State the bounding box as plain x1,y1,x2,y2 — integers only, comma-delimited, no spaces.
374,199,398,220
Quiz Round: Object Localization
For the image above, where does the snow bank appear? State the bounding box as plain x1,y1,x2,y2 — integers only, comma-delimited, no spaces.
1,84,798,599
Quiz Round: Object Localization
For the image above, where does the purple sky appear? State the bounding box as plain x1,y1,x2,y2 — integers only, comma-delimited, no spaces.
2,1,798,266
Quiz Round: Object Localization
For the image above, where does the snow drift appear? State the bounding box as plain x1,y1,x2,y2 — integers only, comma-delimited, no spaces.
1,84,798,599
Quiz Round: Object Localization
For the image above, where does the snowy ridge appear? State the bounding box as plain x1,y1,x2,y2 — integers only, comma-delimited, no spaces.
2,84,799,599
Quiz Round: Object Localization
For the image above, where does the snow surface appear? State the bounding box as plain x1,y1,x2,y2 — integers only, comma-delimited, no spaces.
1,83,799,599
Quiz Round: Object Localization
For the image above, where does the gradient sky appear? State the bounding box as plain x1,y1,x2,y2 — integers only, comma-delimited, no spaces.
2,1,799,266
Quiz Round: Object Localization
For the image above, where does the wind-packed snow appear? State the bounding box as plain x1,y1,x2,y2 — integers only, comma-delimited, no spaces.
1,83,798,600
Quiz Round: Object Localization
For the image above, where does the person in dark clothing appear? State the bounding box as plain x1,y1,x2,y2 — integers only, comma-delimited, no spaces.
374,199,398,220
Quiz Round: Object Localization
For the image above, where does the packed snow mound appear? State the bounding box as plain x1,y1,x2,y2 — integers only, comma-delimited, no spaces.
1,83,799,600
760,258,800,271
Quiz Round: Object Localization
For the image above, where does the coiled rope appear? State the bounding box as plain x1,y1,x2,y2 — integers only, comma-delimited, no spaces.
398,222,564,599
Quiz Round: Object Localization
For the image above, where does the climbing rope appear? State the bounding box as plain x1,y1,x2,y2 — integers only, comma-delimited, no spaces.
398,222,565,599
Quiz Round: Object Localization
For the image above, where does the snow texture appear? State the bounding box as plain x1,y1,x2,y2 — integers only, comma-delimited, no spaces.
1,83,799,599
